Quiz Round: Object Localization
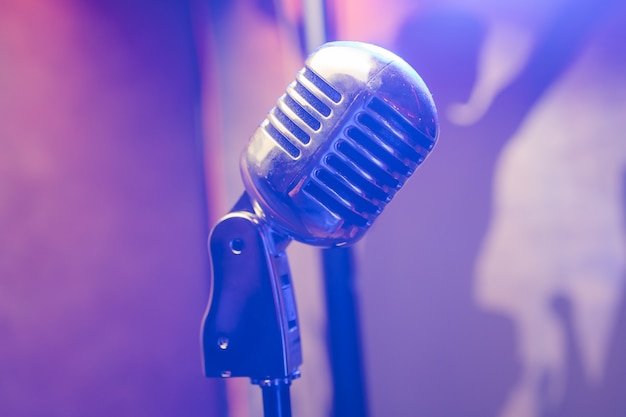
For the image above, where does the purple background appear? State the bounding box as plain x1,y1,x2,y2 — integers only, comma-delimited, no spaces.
2,1,626,417
0,1,224,416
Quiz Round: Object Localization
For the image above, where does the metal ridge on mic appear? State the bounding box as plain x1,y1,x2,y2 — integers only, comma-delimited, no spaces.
241,41,439,247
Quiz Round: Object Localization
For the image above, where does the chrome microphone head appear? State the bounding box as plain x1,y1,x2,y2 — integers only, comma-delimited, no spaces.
241,41,439,247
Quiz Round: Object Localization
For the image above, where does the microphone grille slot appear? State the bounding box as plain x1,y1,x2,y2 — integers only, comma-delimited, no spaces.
325,154,391,202
292,66,344,118
303,179,370,228
366,96,435,152
264,121,301,159
357,112,423,167
303,144,398,227
304,150,390,228
315,168,380,215
294,82,331,117
337,139,400,190
273,107,310,145
284,94,320,131
302,67,342,103
265,67,344,159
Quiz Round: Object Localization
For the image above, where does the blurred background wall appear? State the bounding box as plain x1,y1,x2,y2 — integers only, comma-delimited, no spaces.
345,1,626,416
0,0,225,416
2,0,625,417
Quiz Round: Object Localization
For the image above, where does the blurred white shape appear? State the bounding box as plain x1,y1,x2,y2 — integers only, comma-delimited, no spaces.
475,26,626,417
447,19,534,126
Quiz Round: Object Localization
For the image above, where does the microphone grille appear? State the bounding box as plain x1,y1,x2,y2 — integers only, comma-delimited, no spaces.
241,41,439,247
304,94,436,229
264,66,343,159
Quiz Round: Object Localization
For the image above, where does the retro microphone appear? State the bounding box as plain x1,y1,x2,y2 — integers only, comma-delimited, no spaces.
201,41,438,417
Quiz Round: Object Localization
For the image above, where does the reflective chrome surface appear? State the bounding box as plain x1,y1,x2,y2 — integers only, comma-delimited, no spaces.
241,41,439,247
201,194,302,381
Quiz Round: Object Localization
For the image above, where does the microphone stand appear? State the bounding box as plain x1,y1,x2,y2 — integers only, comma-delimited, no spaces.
201,193,302,417
321,247,369,417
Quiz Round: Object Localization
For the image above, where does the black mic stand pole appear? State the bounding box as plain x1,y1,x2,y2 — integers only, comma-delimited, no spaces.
201,193,302,417
259,377,294,417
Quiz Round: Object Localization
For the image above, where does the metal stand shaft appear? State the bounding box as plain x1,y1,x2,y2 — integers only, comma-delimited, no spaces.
260,379,293,417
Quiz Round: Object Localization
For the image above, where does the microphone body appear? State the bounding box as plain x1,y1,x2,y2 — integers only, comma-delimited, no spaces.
241,41,439,247
202,40,439,388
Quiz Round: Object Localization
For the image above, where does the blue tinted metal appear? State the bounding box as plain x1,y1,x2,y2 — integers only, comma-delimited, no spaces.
284,94,321,131
315,168,380,215
346,125,411,176
294,82,331,117
367,96,435,151
241,41,439,246
303,67,342,103
357,112,422,165
336,139,400,190
265,123,301,158
303,180,369,228
274,107,310,145
325,154,391,202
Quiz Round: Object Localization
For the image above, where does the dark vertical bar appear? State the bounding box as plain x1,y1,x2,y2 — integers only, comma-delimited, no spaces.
322,246,369,417
261,381,293,417
302,2,368,416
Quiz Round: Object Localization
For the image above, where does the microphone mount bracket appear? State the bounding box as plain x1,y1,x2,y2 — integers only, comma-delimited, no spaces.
201,192,302,388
